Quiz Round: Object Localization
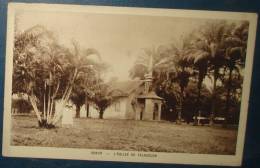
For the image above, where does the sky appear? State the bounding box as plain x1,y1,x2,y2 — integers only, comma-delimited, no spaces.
16,10,226,83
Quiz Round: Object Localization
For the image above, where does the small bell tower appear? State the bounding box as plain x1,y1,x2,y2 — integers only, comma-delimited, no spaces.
136,53,164,121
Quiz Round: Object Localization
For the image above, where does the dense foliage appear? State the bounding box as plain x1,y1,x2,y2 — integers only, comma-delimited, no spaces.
130,20,248,125
13,19,248,127
13,25,101,127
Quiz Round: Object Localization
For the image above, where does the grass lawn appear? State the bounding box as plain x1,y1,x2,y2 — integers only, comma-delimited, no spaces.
11,115,237,154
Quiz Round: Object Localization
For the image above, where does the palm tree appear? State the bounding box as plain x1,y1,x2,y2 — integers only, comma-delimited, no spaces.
166,36,193,124
13,25,66,127
130,40,193,123
52,41,100,125
187,21,234,125
185,47,209,125
70,83,86,118
129,45,171,82
222,21,248,126
13,25,100,128
88,83,124,119
70,59,107,118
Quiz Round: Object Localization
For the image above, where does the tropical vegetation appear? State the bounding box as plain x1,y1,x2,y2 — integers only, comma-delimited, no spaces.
12,19,249,128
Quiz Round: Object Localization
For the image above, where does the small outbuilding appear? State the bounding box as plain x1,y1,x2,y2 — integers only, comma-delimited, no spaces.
136,91,163,121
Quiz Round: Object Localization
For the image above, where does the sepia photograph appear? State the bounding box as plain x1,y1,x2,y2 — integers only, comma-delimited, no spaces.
2,3,258,166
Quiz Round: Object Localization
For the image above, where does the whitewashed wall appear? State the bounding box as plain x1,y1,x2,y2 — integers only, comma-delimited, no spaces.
80,97,128,119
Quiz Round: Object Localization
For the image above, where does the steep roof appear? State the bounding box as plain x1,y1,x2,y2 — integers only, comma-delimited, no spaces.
107,80,144,96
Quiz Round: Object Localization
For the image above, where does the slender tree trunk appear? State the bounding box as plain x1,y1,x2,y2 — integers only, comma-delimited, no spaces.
75,104,81,118
43,82,46,120
177,88,184,124
29,95,42,122
84,97,90,118
194,69,204,126
209,69,218,126
28,95,49,127
194,61,208,126
223,68,233,127
50,81,59,123
210,70,218,126
194,85,201,126
49,96,54,124
47,85,51,123
29,83,57,128
52,68,78,125
99,109,104,119
86,103,89,118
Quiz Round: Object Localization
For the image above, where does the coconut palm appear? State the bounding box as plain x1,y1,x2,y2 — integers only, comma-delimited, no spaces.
186,21,235,125
222,21,248,126
165,36,193,124
129,45,172,83
185,46,209,125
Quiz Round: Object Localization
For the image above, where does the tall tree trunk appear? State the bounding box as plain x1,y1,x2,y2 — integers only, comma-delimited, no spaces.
52,68,78,125
99,109,104,119
223,68,233,127
29,95,42,123
86,103,90,118
194,69,204,126
43,82,46,120
194,84,201,126
75,104,81,118
47,85,51,123
210,70,218,126
177,88,184,124
194,62,207,126
50,81,60,123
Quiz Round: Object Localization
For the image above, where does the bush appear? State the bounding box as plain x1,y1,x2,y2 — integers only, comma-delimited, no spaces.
12,99,32,113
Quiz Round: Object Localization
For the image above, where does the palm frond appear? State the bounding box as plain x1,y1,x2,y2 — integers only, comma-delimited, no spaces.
82,48,101,59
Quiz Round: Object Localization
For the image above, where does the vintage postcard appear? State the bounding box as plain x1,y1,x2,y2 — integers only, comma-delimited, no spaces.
2,2,258,166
